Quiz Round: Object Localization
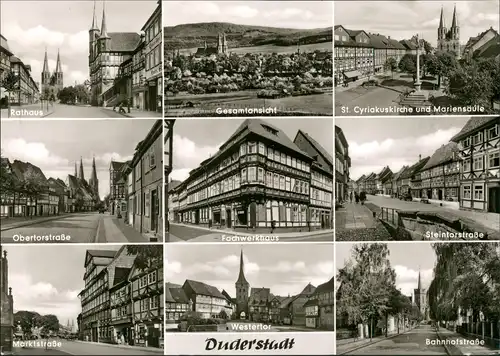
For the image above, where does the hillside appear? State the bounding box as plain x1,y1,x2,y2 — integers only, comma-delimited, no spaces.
164,22,332,50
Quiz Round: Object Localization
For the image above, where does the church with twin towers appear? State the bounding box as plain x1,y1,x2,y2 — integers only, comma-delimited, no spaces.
41,48,64,98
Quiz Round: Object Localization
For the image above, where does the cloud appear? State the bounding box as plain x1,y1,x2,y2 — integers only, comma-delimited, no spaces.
349,127,461,180
226,5,259,19
10,273,80,322
3,23,65,48
264,8,314,21
2,138,69,167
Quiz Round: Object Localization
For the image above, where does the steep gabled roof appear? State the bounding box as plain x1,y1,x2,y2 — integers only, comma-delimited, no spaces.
421,143,459,171
184,279,225,299
166,283,190,303
11,160,48,185
450,117,500,142
112,267,131,287
392,166,409,181
314,276,334,295
402,156,431,179
295,130,333,166
168,180,182,193
108,32,142,52
250,287,271,301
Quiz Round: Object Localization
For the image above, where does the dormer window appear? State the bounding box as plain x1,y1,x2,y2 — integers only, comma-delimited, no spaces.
261,124,278,136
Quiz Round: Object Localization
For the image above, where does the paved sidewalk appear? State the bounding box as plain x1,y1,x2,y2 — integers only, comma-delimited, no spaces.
169,222,334,238
436,327,499,355
336,202,377,229
337,327,414,355
101,107,161,118
1,214,71,231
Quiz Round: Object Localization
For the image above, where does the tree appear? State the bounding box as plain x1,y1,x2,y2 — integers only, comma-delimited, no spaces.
337,244,396,339
1,71,19,118
384,57,398,79
126,245,163,271
398,54,416,74
446,61,494,108
14,311,41,338
21,170,45,218
219,310,228,320
40,314,59,335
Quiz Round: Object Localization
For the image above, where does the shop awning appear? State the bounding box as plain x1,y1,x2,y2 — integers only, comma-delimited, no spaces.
343,70,362,79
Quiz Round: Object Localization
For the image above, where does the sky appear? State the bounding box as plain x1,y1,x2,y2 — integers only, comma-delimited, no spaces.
3,244,120,326
166,243,334,297
1,119,157,199
170,118,333,182
336,117,471,180
1,0,158,86
164,1,333,29
335,243,436,298
334,0,499,47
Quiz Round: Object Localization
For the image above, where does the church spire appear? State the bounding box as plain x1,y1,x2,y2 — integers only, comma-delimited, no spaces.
451,4,458,28
79,157,85,181
236,250,248,285
55,49,62,73
74,162,77,177
417,268,422,290
42,47,49,73
439,6,445,28
90,156,98,183
91,0,99,30
100,0,110,38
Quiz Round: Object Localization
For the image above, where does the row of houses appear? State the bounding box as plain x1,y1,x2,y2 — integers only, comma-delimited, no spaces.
77,246,163,349
0,157,99,218
349,117,500,214
0,35,40,106
166,119,334,233
107,120,163,241
94,1,162,112
165,252,334,331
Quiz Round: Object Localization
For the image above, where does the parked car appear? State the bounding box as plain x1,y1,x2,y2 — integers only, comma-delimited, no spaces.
399,193,413,201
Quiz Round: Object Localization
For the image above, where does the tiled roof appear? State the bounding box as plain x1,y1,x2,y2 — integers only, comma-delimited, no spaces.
0,35,12,55
184,279,224,299
297,130,333,166
111,161,126,171
279,296,295,308
299,283,317,295
250,287,271,301
400,39,418,50
112,267,131,287
450,117,500,142
166,284,190,303
356,174,366,183
392,166,408,181
422,142,459,171
368,34,391,49
303,298,319,307
401,157,431,179
86,250,117,258
11,160,48,185
221,289,233,303
475,35,500,58
168,180,182,192
108,32,141,52
195,47,218,56
314,276,334,295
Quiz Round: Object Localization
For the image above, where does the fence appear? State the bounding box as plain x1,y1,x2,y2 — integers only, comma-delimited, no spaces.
378,207,400,226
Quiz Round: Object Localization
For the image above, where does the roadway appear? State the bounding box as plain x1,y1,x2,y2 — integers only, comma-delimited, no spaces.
1,212,151,243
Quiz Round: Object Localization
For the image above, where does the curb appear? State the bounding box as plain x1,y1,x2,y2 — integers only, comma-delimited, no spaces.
1,214,71,232
435,328,463,356
338,327,414,355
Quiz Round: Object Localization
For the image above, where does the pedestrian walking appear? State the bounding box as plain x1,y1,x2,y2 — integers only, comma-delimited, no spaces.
355,192,359,204
349,191,353,203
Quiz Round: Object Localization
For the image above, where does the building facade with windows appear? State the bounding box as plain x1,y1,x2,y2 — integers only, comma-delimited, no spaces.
141,2,162,112
420,143,461,202
335,126,349,205
9,57,39,105
182,280,227,319
452,117,500,213
165,283,190,330
128,256,164,348
109,161,127,215
175,120,333,233
79,247,136,344
0,250,14,354
124,120,163,240
1,35,13,101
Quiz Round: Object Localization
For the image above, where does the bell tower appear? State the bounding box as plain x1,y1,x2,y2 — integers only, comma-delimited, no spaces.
235,250,249,319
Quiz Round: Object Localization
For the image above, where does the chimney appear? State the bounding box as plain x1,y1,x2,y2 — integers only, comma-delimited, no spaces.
388,36,391,39
419,154,421,161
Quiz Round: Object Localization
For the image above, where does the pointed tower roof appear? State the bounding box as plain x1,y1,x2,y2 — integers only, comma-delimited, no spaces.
90,0,99,30
235,250,249,285
55,49,62,73
451,4,458,28
439,6,445,28
90,156,98,182
100,0,110,38
417,268,422,290
79,157,85,181
42,47,49,73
